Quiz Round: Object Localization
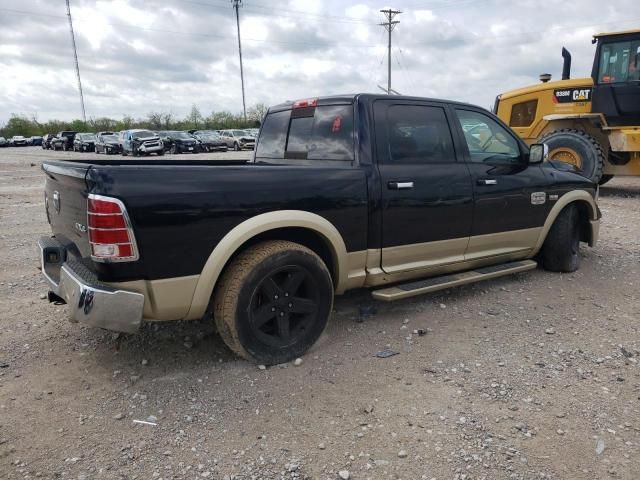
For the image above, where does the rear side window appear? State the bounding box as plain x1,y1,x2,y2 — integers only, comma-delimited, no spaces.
386,105,456,164
256,105,354,161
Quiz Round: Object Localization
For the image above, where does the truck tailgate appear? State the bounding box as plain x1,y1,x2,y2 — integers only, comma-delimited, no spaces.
43,162,93,259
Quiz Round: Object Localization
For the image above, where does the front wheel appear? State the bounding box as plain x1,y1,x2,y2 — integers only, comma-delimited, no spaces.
233,142,240,151
213,240,334,365
541,204,581,273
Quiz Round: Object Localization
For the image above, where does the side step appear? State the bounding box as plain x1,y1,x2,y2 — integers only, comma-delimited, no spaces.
372,260,537,302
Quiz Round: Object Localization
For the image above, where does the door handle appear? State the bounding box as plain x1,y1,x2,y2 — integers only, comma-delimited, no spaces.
388,181,414,190
477,178,498,185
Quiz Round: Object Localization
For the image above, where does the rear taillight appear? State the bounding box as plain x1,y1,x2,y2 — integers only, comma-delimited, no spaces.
87,194,139,262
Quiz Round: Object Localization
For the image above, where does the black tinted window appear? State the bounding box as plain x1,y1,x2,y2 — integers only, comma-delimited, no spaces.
306,105,354,161
386,105,455,163
255,110,290,158
257,105,354,161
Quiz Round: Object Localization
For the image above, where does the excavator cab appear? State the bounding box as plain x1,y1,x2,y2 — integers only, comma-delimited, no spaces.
592,31,640,126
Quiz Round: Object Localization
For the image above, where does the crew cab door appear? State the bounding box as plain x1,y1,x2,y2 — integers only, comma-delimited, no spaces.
374,100,474,274
451,107,549,259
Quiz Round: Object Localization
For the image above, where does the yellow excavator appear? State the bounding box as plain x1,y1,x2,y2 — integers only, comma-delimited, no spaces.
494,29,640,184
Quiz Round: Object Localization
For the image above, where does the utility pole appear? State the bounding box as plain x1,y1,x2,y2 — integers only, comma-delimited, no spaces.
232,0,247,121
379,9,401,95
65,0,86,123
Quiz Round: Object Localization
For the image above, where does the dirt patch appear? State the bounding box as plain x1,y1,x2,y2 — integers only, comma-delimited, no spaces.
1,147,639,479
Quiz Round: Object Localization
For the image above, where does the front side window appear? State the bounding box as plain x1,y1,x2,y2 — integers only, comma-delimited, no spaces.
455,109,521,164
385,105,455,164
598,39,640,83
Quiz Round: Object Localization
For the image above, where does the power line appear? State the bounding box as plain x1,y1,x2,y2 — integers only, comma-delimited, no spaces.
65,0,86,123
379,9,401,95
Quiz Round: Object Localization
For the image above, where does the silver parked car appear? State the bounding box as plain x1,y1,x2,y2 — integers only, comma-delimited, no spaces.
219,129,256,151
120,129,164,156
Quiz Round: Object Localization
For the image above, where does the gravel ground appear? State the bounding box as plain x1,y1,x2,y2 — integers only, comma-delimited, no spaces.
1,146,639,480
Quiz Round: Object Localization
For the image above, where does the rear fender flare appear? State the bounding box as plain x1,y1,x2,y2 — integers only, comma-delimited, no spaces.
532,190,598,255
186,210,348,320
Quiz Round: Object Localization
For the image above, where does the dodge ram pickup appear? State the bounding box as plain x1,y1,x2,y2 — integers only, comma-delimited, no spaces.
38,94,600,364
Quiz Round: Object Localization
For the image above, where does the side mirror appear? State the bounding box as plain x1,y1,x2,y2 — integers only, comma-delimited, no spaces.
529,143,548,164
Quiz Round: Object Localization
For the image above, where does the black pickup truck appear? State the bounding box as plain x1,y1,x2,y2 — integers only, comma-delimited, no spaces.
38,94,600,364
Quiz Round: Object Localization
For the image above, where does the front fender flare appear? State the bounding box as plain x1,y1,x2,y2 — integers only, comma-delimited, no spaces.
185,210,348,320
532,190,598,256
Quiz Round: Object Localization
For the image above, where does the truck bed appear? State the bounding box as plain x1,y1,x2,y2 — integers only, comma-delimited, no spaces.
42,159,369,284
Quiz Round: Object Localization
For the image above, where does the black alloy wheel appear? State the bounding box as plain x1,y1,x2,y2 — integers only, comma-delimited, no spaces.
248,266,320,349
214,240,333,365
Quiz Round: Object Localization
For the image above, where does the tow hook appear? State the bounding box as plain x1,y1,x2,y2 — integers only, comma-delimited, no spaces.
48,291,66,305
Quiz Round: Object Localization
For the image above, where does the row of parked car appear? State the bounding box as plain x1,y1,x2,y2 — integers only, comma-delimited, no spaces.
37,128,258,156
0,135,44,147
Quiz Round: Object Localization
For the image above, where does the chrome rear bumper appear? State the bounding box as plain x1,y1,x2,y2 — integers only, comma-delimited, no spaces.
38,237,144,333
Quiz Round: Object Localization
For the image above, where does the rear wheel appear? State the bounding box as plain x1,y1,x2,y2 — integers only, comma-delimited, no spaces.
541,129,605,183
541,204,581,273
213,240,333,365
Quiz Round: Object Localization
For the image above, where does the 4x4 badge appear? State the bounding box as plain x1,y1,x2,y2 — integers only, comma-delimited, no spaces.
531,192,546,205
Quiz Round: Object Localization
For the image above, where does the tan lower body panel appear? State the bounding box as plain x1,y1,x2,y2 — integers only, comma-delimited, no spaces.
465,228,541,259
106,275,200,321
380,237,469,274
372,259,537,301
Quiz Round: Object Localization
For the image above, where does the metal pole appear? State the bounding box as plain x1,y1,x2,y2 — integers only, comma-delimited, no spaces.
233,0,247,121
387,23,391,95
65,0,86,122
379,9,401,95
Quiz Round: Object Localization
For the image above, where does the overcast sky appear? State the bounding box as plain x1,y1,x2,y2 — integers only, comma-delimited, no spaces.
0,0,636,123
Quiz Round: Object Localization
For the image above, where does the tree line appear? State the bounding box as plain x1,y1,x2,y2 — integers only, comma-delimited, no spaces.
0,103,269,138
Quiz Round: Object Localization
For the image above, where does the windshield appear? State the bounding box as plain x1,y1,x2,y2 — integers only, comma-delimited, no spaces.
173,132,193,139
598,39,640,83
80,134,96,141
102,134,118,142
233,130,248,137
201,134,221,140
133,130,155,139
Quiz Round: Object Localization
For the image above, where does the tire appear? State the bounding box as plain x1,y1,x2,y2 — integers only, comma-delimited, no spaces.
157,150,164,156
170,144,177,154
213,240,334,365
541,204,581,273
233,142,240,151
598,175,614,186
541,129,605,183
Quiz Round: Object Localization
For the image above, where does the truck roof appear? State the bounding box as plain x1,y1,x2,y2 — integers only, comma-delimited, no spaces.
268,93,480,113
